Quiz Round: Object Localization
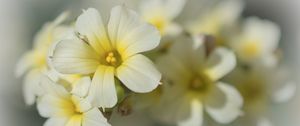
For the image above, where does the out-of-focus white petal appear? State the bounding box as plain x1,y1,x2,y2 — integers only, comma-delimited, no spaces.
272,81,296,103
233,17,281,63
164,22,182,36
168,36,206,69
87,65,117,108
186,0,243,35
204,48,236,81
164,0,186,19
75,8,111,54
156,94,191,124
52,39,100,74
116,54,161,93
243,17,281,54
33,11,69,49
214,0,244,26
108,5,161,58
39,75,69,97
15,51,34,77
71,76,92,98
82,108,111,126
23,70,42,105
53,11,69,26
204,85,226,108
178,99,203,126
205,82,243,124
156,54,191,86
44,117,68,126
140,0,185,20
257,117,273,126
140,0,164,18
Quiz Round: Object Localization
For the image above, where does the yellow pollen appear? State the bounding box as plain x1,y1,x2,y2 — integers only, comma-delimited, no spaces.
106,52,117,64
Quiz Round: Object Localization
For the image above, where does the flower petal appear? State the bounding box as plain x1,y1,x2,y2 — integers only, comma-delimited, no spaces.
71,76,92,98
75,8,111,54
38,77,72,117
164,22,182,36
272,81,296,103
178,99,203,126
156,94,191,124
204,47,236,81
205,82,243,124
204,85,226,109
116,54,161,93
71,96,92,113
243,17,280,54
52,39,100,74
257,117,273,126
23,70,42,105
39,75,70,97
156,54,191,86
168,36,206,70
37,94,70,118
44,117,68,126
86,65,117,108
65,115,82,126
82,108,111,126
108,5,161,58
15,51,35,77
214,0,244,26
164,0,186,19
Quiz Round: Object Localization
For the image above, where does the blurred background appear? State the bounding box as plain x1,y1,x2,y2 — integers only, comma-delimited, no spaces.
0,0,299,125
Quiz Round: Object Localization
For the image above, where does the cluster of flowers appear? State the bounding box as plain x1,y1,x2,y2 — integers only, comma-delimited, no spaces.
16,0,296,126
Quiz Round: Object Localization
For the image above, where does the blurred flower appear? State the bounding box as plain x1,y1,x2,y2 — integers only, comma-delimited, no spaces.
37,76,111,126
225,65,296,126
155,36,243,126
15,12,70,105
186,0,244,45
139,0,186,36
229,17,281,67
51,6,162,109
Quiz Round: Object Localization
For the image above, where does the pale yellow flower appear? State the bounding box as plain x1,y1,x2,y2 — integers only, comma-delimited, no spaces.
37,76,110,126
230,17,281,66
139,0,186,35
155,36,243,126
225,65,296,126
186,0,244,45
51,6,162,109
15,12,70,105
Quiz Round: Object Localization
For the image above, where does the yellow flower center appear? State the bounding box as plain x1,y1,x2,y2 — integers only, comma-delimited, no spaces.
240,41,261,59
189,73,213,93
106,52,117,64
104,51,122,67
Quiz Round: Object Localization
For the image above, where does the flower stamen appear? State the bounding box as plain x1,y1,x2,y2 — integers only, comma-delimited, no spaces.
104,51,122,67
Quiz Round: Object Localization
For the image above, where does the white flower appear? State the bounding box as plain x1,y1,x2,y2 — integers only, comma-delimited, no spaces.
51,6,162,109
186,0,244,36
230,17,281,66
15,12,70,105
139,0,186,35
224,65,296,126
37,76,110,126
156,36,243,126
